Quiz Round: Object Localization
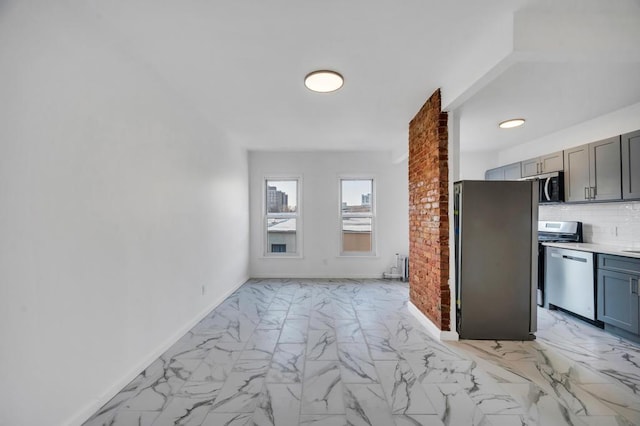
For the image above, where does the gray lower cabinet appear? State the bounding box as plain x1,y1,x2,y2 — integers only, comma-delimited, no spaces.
597,254,640,335
564,136,622,202
622,130,640,200
484,162,521,180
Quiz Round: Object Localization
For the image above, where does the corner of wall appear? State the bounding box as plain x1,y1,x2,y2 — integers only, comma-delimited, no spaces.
408,89,451,331
70,275,248,426
408,301,459,341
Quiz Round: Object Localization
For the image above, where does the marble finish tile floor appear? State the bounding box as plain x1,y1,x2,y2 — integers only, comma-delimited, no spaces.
84,279,640,426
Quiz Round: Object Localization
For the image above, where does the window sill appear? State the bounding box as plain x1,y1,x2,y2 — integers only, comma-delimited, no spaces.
260,254,304,259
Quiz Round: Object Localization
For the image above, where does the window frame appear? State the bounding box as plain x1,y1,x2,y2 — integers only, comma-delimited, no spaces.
263,176,302,258
338,177,376,257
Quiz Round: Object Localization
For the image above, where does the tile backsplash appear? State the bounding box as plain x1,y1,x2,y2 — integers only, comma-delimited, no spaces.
539,201,640,248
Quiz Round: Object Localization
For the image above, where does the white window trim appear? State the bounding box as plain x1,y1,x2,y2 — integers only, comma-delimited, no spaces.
339,176,376,257
263,175,303,258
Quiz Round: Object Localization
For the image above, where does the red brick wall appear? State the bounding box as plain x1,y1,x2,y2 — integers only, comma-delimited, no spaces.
408,89,450,331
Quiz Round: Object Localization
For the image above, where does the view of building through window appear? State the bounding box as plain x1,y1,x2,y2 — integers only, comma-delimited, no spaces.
267,180,297,213
264,178,373,255
265,179,298,255
341,179,373,254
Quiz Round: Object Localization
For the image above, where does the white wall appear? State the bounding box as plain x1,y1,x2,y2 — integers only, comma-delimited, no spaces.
0,2,249,425
459,150,498,180
249,151,409,278
498,101,640,165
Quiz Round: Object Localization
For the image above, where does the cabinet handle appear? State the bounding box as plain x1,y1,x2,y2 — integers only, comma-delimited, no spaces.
584,187,590,200
590,186,596,199
631,278,639,296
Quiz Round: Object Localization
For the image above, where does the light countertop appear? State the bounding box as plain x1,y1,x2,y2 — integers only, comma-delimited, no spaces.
542,242,640,259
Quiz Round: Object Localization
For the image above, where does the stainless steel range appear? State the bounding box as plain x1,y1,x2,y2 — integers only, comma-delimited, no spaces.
537,221,583,306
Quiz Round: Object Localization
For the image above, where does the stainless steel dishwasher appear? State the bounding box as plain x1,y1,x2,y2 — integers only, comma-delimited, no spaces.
545,247,596,320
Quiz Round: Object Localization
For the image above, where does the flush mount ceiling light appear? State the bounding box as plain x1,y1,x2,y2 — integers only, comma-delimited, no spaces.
304,70,344,93
499,118,526,129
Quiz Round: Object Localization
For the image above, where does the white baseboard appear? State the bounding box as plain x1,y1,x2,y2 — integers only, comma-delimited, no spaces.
409,301,459,341
249,273,388,279
69,276,248,426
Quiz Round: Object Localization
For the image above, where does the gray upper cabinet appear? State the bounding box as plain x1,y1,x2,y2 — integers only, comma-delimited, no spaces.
521,158,539,177
521,151,563,177
591,137,622,201
485,167,504,180
485,162,521,180
564,137,621,202
504,162,522,180
541,152,564,173
565,145,590,202
622,130,640,200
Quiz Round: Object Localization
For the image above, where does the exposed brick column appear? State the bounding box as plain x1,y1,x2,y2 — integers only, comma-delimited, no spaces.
408,89,450,331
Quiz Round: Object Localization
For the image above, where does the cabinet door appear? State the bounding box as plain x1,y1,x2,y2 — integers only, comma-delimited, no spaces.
541,151,564,173
590,136,621,201
622,130,640,200
485,167,505,180
521,158,540,177
597,269,639,334
503,162,522,180
520,158,540,177
564,145,590,202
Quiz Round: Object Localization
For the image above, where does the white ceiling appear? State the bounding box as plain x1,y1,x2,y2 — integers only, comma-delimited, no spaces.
75,0,640,154
459,61,640,152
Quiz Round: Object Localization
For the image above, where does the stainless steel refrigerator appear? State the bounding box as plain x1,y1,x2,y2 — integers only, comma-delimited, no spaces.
454,180,538,340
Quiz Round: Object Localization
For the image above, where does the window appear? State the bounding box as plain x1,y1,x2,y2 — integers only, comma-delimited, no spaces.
265,178,300,256
340,178,374,255
271,244,287,253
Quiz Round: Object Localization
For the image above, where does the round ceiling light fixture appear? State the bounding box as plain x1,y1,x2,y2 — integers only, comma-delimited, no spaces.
304,70,344,93
498,118,526,129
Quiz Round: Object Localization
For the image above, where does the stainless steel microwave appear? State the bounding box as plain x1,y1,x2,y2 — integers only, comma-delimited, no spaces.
523,172,564,203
